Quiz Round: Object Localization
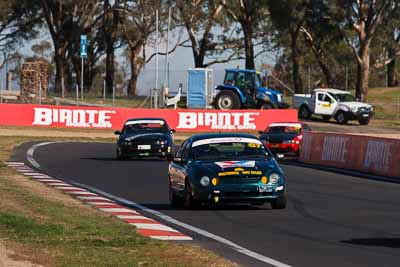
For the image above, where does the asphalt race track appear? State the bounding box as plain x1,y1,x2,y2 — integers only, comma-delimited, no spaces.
11,142,400,267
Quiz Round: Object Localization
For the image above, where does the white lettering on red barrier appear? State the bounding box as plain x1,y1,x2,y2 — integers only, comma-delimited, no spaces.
32,108,116,128
363,140,392,172
176,111,259,130
321,136,349,162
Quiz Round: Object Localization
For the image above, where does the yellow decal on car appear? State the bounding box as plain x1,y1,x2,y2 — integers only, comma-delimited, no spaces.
248,143,261,148
322,103,331,108
218,171,239,176
234,167,244,171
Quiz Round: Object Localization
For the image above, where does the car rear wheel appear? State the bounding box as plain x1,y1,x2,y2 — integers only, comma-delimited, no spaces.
183,181,199,209
298,105,311,119
215,91,241,110
271,196,287,209
335,111,347,124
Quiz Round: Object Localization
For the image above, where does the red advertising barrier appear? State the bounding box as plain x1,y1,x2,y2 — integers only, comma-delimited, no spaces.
300,132,400,178
0,103,298,132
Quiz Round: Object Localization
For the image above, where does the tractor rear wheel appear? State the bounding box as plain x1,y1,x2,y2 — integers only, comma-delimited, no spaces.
215,91,241,110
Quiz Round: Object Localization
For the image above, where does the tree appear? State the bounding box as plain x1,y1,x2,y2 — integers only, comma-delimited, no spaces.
176,0,242,68
39,0,101,93
0,0,40,66
299,0,342,87
31,41,52,59
223,0,269,70
103,0,120,94
119,0,171,96
267,0,310,93
371,3,400,87
331,0,397,101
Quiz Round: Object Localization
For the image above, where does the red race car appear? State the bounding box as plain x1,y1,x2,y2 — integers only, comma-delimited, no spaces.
259,122,311,157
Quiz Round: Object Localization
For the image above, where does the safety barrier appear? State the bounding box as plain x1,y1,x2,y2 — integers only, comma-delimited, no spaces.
0,103,298,132
300,131,400,178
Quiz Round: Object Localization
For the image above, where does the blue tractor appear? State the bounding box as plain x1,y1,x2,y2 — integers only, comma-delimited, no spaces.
214,69,289,110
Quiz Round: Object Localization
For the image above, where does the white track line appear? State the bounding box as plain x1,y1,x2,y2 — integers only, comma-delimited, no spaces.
26,141,292,267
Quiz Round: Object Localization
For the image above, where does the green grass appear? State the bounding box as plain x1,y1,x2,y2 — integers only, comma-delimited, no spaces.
0,136,236,267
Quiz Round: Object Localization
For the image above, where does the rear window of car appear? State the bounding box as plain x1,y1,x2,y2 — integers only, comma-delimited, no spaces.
267,125,301,134
191,137,268,160
123,120,168,134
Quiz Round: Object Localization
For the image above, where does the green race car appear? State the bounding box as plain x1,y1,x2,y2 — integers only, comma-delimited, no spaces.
168,133,287,209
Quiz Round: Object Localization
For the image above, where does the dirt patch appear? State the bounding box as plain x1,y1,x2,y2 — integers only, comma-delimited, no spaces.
0,242,43,267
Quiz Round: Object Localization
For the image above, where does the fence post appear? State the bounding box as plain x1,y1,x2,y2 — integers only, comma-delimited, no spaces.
76,84,79,106
0,78,2,103
103,79,106,102
345,65,348,91
112,85,115,107
39,79,42,105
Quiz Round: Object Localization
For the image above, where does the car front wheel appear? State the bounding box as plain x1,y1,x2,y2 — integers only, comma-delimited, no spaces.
169,184,181,207
116,147,125,160
335,111,347,124
358,118,370,125
271,196,287,209
183,181,199,209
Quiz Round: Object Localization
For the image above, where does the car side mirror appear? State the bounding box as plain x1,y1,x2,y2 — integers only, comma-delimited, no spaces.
114,130,121,135
170,129,176,134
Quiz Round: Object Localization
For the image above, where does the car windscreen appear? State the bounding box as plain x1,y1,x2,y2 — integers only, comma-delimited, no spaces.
332,93,355,102
123,120,168,134
267,125,301,134
192,138,268,160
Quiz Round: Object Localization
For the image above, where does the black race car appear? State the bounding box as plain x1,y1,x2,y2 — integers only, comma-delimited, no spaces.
114,118,175,160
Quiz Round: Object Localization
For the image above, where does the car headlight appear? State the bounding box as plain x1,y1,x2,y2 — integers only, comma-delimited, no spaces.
200,176,210,186
156,140,166,145
351,107,358,112
269,173,280,184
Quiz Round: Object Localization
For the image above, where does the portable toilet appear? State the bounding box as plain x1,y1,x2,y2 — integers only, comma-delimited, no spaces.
187,68,213,109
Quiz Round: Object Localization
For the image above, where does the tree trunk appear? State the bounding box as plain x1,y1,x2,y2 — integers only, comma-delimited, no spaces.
54,43,66,94
105,45,114,94
355,45,370,102
103,0,119,95
387,48,398,87
291,31,304,93
193,48,205,68
242,20,255,70
128,47,143,96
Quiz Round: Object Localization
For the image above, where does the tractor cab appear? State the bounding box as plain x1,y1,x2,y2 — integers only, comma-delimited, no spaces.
214,69,288,110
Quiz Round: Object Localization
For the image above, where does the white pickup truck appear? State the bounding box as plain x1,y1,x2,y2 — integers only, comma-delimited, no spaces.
292,88,374,125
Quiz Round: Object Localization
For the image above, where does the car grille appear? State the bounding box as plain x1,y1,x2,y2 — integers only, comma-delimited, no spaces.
224,192,260,197
222,177,260,184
